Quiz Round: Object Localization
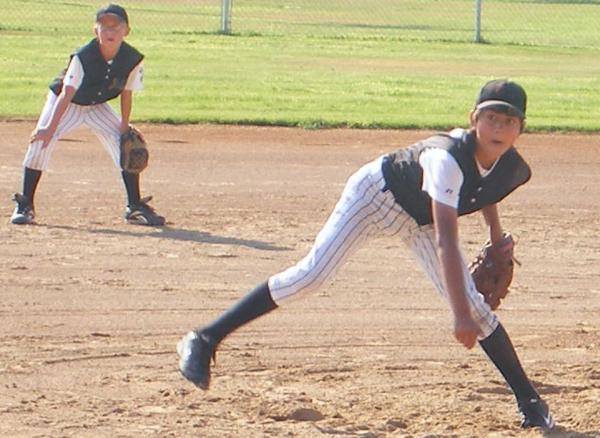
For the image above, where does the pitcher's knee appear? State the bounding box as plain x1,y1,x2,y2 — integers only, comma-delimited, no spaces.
472,306,498,339
268,264,331,305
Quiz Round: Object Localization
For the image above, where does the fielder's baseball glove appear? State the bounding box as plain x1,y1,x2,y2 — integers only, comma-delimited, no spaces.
120,126,149,174
468,232,519,310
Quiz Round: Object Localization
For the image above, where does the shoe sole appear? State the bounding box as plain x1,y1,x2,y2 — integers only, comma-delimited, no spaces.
11,216,34,225
523,418,554,430
521,408,554,430
126,217,165,226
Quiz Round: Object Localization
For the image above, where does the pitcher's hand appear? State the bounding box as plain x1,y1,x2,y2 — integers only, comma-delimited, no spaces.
453,314,482,349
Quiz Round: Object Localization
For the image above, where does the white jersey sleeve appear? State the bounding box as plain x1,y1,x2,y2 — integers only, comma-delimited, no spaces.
125,62,144,91
419,148,464,209
62,55,84,90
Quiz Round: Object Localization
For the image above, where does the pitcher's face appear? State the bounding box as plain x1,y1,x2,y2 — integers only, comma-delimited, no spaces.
471,109,523,166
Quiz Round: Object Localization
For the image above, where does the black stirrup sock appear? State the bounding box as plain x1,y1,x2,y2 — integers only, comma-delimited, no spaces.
121,171,141,205
201,281,277,345
479,323,539,401
23,167,42,203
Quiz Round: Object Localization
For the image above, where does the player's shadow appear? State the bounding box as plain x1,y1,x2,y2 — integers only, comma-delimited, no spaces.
44,224,290,251
543,427,600,437
475,380,598,437
531,377,599,437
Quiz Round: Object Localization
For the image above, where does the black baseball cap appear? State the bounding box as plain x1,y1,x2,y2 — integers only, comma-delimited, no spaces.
475,79,527,119
96,4,129,25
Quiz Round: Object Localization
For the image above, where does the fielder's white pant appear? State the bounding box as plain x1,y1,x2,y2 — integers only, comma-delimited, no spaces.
268,156,498,338
23,91,122,171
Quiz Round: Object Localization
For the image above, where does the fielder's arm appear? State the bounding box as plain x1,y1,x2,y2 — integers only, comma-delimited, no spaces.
120,89,133,134
31,85,76,148
480,203,504,245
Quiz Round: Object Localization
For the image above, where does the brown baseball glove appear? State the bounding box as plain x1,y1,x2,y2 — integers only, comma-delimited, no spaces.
120,126,149,174
468,232,519,310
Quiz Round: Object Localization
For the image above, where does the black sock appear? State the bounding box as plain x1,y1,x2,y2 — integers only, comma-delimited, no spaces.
479,323,539,402
23,167,42,204
121,171,140,205
201,281,278,345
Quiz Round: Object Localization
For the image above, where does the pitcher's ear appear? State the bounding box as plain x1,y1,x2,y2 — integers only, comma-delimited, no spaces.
469,109,478,128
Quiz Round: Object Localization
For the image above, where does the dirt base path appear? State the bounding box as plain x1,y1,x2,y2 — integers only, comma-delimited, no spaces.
1,121,599,437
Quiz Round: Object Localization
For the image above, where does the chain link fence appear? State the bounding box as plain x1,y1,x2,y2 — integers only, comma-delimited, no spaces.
223,0,600,48
2,0,220,38
3,0,600,47
3,0,600,125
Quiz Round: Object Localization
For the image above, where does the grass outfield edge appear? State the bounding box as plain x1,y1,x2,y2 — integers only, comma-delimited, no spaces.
3,116,599,135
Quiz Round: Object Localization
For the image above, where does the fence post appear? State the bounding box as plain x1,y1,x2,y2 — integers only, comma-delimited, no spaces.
474,0,482,43
221,0,231,34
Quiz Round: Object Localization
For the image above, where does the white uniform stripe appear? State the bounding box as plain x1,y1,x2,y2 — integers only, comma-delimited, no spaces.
384,212,413,235
24,91,56,170
374,190,409,233
270,158,407,303
408,227,448,297
88,103,118,132
24,95,83,170
86,104,121,167
418,232,443,290
55,103,83,137
43,104,83,168
273,171,382,297
23,91,123,172
293,215,374,296
406,226,497,337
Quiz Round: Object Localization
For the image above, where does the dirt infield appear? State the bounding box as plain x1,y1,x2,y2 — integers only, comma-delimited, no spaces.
1,120,599,437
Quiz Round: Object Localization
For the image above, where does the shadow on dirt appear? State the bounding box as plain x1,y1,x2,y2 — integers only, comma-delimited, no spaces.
44,224,291,251
544,425,600,438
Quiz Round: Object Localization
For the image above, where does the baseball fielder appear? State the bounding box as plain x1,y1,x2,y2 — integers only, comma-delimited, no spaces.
10,4,164,226
178,80,554,429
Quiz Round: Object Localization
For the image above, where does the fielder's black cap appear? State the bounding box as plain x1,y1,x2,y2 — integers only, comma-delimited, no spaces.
475,79,527,119
96,3,129,25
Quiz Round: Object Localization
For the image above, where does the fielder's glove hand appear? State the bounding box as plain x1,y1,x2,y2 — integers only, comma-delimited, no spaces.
120,126,149,174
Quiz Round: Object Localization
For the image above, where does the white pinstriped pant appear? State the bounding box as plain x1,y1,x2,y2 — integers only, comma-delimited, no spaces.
23,91,122,171
268,156,498,338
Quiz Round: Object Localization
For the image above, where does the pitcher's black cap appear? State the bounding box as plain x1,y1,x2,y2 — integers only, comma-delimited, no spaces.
96,4,129,25
475,79,527,119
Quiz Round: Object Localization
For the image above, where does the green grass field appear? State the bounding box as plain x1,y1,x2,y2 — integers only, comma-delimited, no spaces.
2,0,600,131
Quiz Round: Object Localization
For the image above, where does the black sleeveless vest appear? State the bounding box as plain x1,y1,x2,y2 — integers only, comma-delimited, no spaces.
49,39,143,106
381,130,531,225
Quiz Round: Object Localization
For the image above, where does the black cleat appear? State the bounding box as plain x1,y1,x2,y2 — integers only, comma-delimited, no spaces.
518,398,554,430
125,196,165,226
10,193,35,225
177,331,216,390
